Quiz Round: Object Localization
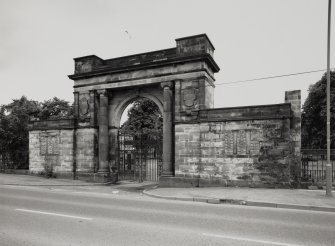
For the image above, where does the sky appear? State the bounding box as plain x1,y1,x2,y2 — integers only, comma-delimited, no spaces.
0,0,334,110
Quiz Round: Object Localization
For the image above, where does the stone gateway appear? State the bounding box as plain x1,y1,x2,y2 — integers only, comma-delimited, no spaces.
29,34,301,187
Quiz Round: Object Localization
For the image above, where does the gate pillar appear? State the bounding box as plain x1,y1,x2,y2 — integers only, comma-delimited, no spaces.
98,89,109,173
161,82,174,176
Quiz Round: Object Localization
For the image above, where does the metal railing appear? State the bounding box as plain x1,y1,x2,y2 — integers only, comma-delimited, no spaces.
301,149,335,183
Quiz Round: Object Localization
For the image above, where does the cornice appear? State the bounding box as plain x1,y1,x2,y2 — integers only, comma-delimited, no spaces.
68,54,220,80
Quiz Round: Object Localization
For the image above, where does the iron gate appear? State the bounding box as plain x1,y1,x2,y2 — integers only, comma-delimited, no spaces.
117,130,162,182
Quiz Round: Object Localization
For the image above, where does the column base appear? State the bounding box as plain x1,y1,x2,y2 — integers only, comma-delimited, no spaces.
161,171,174,177
98,160,109,173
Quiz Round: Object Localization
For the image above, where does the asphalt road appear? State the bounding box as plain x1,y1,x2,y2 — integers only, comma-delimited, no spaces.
1,184,335,246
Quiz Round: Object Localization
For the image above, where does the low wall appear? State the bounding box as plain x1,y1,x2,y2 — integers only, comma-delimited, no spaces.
28,90,301,187
28,118,108,182
172,91,301,187
29,129,74,175
174,119,291,187
76,128,98,172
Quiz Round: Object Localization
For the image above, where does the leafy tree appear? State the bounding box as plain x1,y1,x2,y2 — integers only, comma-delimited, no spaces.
39,97,74,120
0,96,41,169
0,96,73,170
301,71,335,149
121,98,162,142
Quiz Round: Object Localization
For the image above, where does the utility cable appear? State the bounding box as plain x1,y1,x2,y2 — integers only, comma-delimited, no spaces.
216,69,331,86
203,68,334,88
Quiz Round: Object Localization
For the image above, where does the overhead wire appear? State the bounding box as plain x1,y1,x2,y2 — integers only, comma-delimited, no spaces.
198,68,335,88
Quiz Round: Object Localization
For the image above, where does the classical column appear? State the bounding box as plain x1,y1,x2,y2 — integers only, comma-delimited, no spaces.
97,89,109,173
161,82,174,176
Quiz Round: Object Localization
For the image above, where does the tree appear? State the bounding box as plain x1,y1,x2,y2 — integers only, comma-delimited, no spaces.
301,71,335,149
0,96,41,169
121,98,162,142
0,96,74,170
38,97,74,120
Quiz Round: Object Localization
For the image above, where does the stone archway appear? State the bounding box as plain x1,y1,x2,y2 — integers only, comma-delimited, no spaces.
95,84,174,180
68,34,219,183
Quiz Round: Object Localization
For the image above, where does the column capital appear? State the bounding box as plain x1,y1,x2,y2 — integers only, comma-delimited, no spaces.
161,81,174,89
97,89,110,97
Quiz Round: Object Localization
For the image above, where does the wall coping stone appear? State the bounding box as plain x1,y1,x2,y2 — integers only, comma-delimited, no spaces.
174,103,292,123
198,102,291,111
28,118,75,131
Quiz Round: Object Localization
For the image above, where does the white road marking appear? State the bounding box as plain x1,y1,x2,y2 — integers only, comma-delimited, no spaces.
15,208,93,221
202,233,300,246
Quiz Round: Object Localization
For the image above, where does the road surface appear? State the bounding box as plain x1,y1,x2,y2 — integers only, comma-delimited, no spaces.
1,184,334,246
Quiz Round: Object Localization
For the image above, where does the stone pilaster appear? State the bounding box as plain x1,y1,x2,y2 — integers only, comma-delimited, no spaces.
199,78,206,110
89,90,97,127
98,89,109,173
285,90,301,156
285,90,301,184
161,82,174,176
174,80,182,121
73,92,79,119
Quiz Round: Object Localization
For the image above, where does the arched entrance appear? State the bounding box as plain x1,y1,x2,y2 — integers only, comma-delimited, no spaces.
106,84,172,182
117,97,163,182
68,34,219,184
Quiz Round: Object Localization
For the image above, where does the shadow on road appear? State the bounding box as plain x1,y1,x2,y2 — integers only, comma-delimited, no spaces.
113,180,158,193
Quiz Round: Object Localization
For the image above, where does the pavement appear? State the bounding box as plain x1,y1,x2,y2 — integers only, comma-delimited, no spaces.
2,173,335,213
144,186,335,213
3,180,335,246
0,173,157,192
0,173,109,186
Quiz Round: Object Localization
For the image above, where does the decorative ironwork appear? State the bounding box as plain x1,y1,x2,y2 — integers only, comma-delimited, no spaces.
117,129,162,182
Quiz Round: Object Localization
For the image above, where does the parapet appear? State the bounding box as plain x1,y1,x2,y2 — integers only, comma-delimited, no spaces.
69,34,220,79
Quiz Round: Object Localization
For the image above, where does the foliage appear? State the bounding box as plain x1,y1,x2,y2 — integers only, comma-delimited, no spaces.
0,96,41,169
121,98,162,142
0,96,73,170
39,97,74,120
301,71,335,149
